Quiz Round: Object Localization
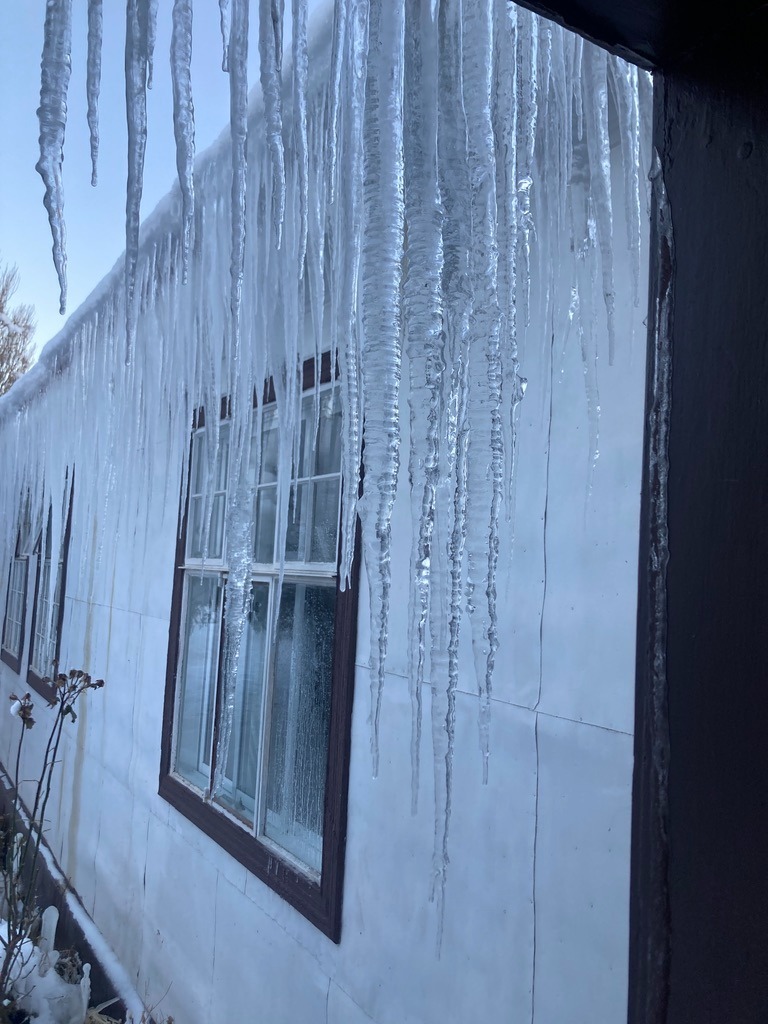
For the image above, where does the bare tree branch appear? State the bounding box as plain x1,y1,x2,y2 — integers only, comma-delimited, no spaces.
0,261,35,398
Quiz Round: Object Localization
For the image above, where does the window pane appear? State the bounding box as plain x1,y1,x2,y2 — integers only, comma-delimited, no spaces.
264,582,335,873
31,558,58,677
285,484,310,562
3,558,26,657
188,496,204,558
254,486,277,563
209,493,226,559
259,417,280,484
216,582,270,824
175,575,223,791
310,479,340,563
314,394,342,477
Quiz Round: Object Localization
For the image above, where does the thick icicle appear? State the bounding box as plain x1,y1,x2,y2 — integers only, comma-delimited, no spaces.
36,0,73,315
462,0,502,782
228,0,249,358
86,0,103,187
583,46,616,363
259,0,286,246
292,0,309,274
218,0,231,71
145,0,159,88
360,0,406,776
403,0,442,811
334,0,369,592
124,0,150,360
171,0,196,283
326,0,348,205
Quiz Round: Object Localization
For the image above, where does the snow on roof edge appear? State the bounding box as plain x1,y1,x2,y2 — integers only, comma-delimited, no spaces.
0,0,335,425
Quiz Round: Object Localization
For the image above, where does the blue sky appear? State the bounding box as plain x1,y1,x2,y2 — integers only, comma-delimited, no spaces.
0,4,261,355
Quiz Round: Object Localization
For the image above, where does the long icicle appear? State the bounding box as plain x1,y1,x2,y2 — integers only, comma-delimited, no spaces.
259,0,286,246
361,0,406,776
36,0,73,315
86,0,103,187
124,0,150,361
171,0,196,283
403,0,442,812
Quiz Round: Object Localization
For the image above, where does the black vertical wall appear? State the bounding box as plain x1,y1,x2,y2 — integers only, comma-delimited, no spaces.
630,48,768,1024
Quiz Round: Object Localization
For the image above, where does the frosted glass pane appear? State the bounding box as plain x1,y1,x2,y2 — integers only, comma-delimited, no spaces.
285,484,310,562
259,418,279,484
254,486,277,563
175,575,222,791
215,429,229,489
311,479,340,562
264,582,335,872
217,582,269,824
314,395,342,477
209,493,225,559
188,496,203,558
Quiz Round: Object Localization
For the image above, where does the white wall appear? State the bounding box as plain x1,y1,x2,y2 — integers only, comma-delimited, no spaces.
0,76,649,1024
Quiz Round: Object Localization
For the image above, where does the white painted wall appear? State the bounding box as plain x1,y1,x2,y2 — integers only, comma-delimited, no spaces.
0,88,649,1024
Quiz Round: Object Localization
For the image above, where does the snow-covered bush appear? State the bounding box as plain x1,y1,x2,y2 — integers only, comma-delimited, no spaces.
0,670,103,1022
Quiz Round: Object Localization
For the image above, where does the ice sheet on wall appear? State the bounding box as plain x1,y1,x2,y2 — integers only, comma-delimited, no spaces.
16,0,650,931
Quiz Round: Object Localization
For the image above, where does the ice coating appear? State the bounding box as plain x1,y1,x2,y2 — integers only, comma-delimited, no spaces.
403,0,442,810
228,0,249,355
171,0,196,282
124,0,150,360
219,0,231,71
360,0,405,776
259,0,287,245
18,0,650,936
292,0,310,275
86,0,103,187
36,0,73,316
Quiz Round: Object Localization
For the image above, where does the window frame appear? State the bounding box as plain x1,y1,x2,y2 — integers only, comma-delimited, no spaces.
27,489,74,703
159,353,360,942
1,535,30,676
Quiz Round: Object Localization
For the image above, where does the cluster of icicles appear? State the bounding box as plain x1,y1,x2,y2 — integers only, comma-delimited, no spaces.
15,0,650,933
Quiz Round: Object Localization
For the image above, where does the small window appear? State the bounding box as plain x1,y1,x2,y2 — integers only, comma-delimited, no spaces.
27,494,73,700
1,502,33,675
160,355,359,941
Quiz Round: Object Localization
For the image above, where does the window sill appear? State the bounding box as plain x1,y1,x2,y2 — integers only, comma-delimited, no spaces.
0,647,22,676
26,668,57,705
158,772,342,941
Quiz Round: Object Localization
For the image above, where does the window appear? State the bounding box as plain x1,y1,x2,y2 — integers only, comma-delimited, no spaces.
160,355,359,941
27,495,73,700
2,502,33,675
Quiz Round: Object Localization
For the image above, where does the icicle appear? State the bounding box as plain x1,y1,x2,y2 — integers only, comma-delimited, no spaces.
608,59,641,304
218,0,231,71
292,0,309,275
326,0,348,206
403,0,442,811
360,0,405,776
171,0,196,283
334,0,369,592
462,0,502,782
124,0,150,361
86,0,103,187
228,0,249,362
36,0,73,315
145,0,158,88
583,46,616,364
259,0,286,246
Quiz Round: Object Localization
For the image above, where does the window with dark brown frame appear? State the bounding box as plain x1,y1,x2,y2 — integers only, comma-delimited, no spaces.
27,488,74,702
160,353,359,942
1,527,31,676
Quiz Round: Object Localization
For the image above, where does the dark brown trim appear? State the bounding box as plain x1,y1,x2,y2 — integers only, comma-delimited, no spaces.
26,483,74,704
160,353,358,942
